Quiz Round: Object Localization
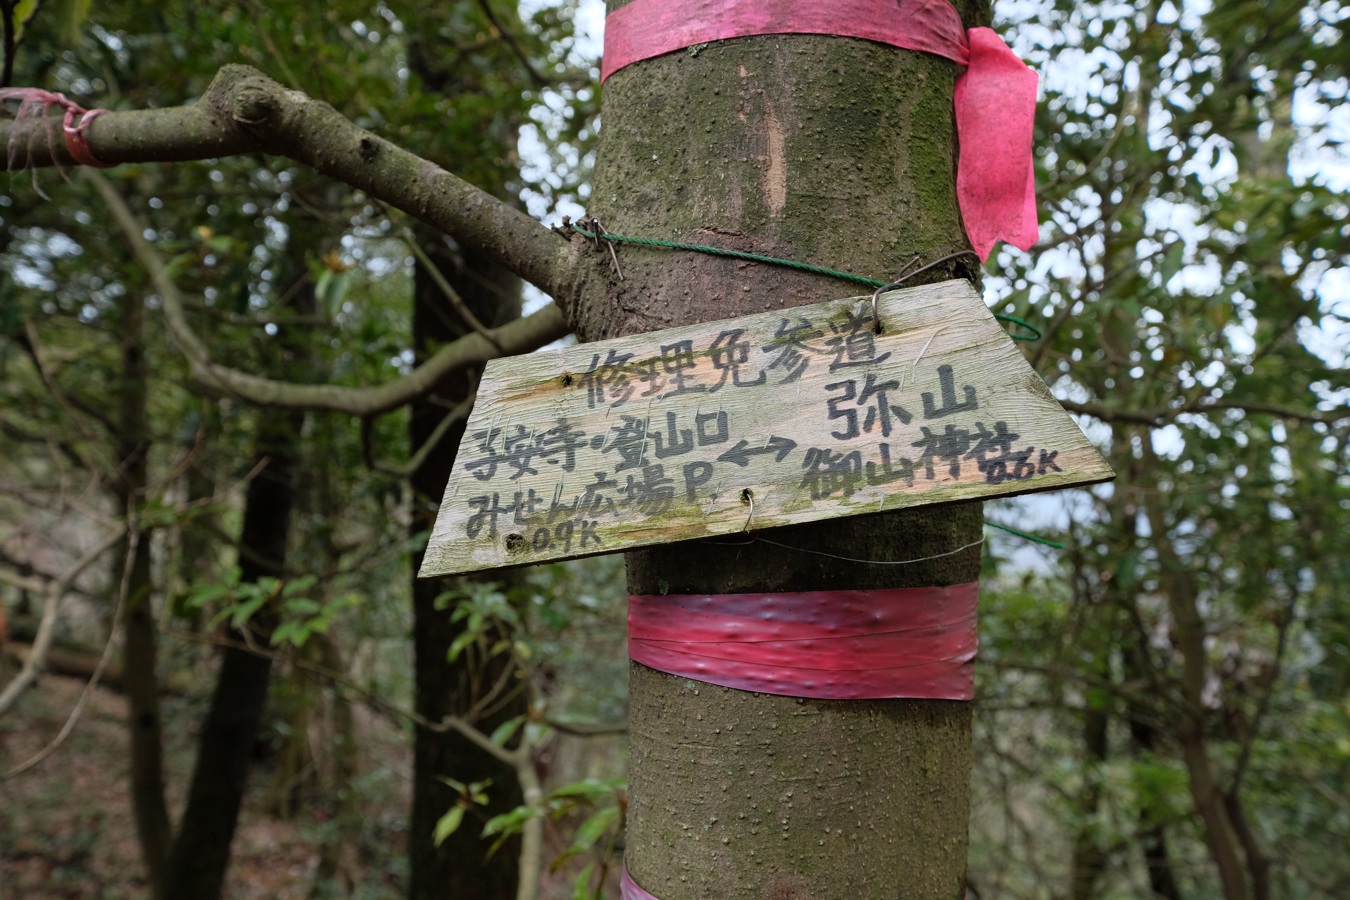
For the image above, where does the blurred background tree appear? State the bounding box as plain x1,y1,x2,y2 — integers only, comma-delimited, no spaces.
971,1,1349,898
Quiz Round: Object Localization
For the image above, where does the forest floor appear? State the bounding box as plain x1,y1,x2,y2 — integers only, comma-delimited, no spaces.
0,670,404,899
0,664,624,899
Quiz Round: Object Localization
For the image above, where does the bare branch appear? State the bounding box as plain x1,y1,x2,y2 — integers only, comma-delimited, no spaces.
90,171,568,415
1061,398,1347,428
2,65,584,300
474,0,552,88
361,397,475,478
0,524,127,720
401,230,503,350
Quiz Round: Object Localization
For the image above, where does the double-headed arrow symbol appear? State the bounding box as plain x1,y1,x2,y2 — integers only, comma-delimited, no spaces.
716,436,797,467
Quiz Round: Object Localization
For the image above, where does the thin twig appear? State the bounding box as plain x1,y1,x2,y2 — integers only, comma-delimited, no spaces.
0,525,127,719
473,0,550,88
0,528,137,782
360,396,474,477
401,231,505,351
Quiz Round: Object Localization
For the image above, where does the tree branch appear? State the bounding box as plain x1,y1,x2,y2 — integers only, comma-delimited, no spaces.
2,64,585,300
90,171,568,414
1061,398,1348,428
361,397,475,478
0,524,127,720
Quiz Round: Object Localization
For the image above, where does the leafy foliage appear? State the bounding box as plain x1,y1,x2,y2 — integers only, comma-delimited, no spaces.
973,1,1350,897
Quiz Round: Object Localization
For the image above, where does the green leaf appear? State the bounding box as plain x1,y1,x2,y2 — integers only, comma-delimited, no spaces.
282,575,318,597
184,582,234,609
314,270,333,311
284,597,322,616
432,806,465,847
549,779,621,802
490,715,525,747
7,0,43,47
447,630,475,662
205,235,241,255
270,620,299,646
481,805,533,837
228,595,267,629
568,806,618,853
316,269,351,318
572,861,596,900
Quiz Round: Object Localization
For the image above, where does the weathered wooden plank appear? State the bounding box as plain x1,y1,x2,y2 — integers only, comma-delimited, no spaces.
420,279,1113,576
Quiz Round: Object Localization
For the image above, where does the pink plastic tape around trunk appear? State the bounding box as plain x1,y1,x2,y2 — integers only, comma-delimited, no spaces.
628,582,978,700
621,867,657,900
601,0,1039,260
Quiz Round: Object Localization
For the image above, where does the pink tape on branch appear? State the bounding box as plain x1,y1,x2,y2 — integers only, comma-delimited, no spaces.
0,88,112,168
600,0,1039,260
628,583,978,701
621,866,659,900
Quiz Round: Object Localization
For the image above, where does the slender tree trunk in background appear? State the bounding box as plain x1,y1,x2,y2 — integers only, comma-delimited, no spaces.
1112,450,1183,900
1069,684,1110,900
403,3,535,890
117,283,172,900
1127,715,1182,900
171,407,222,627
1070,518,1134,900
578,1,990,894
409,233,527,900
164,403,303,899
308,633,360,900
263,637,320,819
1137,434,1252,900
163,202,322,899
1224,791,1271,900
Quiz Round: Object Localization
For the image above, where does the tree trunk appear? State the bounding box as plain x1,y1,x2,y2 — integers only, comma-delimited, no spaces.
308,633,361,899
117,280,172,900
402,5,537,889
163,197,321,898
584,2,989,895
1128,716,1182,900
1069,687,1110,900
1137,434,1251,900
164,403,302,899
409,233,527,900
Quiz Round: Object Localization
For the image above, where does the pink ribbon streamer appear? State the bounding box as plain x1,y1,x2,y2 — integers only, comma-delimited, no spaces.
601,0,1038,260
628,583,978,701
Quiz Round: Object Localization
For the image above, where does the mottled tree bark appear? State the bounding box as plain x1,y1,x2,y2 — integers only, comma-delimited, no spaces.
585,2,989,896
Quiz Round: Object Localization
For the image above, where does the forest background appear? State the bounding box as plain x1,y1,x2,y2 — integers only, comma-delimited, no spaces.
0,1,1346,899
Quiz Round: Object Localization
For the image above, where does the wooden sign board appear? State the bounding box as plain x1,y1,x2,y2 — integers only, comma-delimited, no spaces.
420,279,1113,576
